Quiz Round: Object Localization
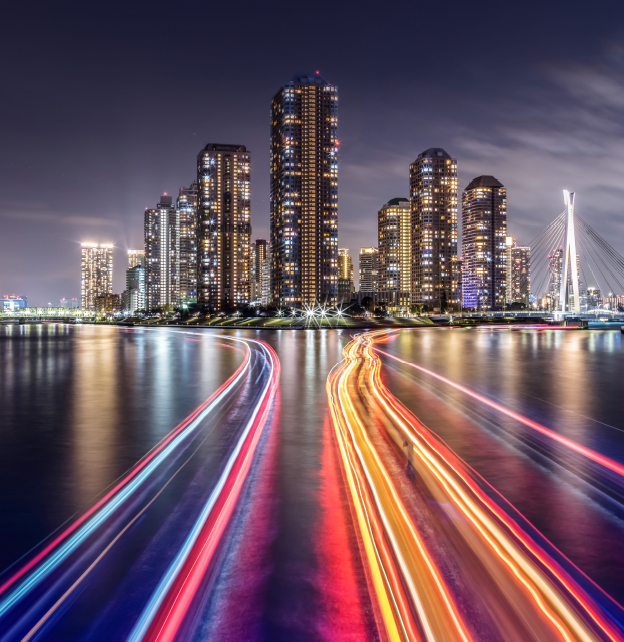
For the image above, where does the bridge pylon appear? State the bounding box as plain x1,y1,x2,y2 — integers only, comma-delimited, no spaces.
559,190,581,314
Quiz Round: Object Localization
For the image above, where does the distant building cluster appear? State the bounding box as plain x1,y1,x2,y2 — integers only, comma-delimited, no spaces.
2,295,27,311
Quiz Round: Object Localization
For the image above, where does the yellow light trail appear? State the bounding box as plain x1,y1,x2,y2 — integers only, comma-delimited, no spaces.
327,329,624,642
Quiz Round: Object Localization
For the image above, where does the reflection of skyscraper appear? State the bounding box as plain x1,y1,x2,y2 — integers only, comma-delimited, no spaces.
145,194,178,310
177,183,198,305
197,144,251,310
270,72,338,307
410,148,459,311
359,247,378,293
81,243,113,311
462,176,507,310
378,198,411,296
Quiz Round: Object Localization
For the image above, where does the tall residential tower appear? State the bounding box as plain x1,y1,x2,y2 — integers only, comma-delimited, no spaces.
409,148,459,311
197,144,251,310
144,194,178,310
270,72,338,307
80,243,113,311
359,247,379,293
462,176,507,310
378,197,411,295
177,182,199,305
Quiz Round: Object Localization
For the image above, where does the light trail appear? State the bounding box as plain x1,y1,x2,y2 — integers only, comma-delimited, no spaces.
128,338,280,642
374,344,624,479
0,331,279,642
327,329,624,642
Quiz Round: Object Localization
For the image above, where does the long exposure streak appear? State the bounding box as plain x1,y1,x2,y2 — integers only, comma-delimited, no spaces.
0,331,280,642
328,329,624,642
374,342,624,479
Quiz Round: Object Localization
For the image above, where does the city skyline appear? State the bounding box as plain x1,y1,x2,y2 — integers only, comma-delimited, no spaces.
3,4,624,304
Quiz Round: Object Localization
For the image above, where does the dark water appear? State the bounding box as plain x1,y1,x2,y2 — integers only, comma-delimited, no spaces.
1,324,623,639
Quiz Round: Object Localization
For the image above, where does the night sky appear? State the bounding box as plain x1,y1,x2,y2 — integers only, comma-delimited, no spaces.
2,1,624,304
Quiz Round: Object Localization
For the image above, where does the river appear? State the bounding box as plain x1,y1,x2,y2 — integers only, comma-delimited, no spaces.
0,324,622,641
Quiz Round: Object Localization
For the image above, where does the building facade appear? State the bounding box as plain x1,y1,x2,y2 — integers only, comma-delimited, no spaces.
197,144,251,310
378,197,411,296
177,183,199,305
359,247,379,293
81,242,113,311
338,248,354,282
462,176,507,310
144,194,178,310
127,249,145,269
410,148,459,311
505,237,531,307
250,239,267,304
548,248,563,310
2,295,27,310
270,72,338,307
123,264,145,312
95,293,121,314
337,248,354,304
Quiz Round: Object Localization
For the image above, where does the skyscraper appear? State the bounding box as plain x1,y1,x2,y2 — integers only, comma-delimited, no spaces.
359,247,379,293
144,194,178,310
506,237,531,307
127,249,145,269
81,242,113,311
197,144,251,310
270,72,339,307
462,176,507,310
338,248,353,282
250,239,267,304
337,248,354,304
177,182,198,305
378,198,411,295
410,148,459,311
123,265,145,313
548,248,563,310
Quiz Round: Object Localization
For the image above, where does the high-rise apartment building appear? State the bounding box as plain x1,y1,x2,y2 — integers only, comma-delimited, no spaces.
548,248,563,310
127,249,145,269
197,144,251,310
505,237,531,306
177,183,199,305
338,248,354,282
270,72,339,307
337,248,354,304
462,176,507,310
81,242,113,311
144,194,178,310
250,239,267,303
359,247,379,293
378,198,411,295
410,148,459,311
123,265,145,312
261,248,271,307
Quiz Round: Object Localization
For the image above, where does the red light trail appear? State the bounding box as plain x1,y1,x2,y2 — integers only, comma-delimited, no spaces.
327,329,624,642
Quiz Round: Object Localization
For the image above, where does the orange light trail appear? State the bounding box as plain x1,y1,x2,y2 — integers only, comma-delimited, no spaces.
327,329,624,642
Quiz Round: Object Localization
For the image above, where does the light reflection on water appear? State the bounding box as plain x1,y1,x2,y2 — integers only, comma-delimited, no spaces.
381,327,624,603
1,323,624,624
